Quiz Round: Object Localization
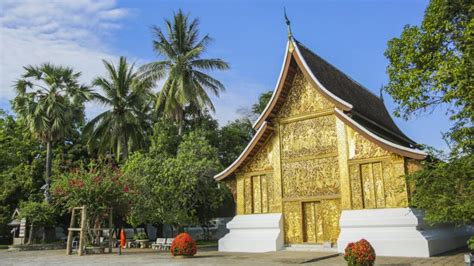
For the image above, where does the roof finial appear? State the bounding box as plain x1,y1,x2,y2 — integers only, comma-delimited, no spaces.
379,84,385,103
284,7,293,40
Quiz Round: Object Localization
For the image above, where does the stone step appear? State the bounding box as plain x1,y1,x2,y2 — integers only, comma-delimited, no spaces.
283,243,338,253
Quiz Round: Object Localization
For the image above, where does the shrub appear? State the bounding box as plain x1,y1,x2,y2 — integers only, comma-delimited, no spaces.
344,239,376,266
133,232,148,240
170,233,197,257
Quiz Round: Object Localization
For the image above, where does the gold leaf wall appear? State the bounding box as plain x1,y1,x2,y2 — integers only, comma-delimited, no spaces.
229,65,418,245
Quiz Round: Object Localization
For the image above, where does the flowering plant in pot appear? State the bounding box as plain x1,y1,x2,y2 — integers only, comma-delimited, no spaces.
170,233,197,257
344,239,376,266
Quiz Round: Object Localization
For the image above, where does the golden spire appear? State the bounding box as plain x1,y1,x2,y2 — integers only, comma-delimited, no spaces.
284,7,293,40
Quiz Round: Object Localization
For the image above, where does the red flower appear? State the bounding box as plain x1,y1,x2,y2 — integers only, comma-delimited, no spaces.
344,239,376,266
123,186,129,192
170,233,197,257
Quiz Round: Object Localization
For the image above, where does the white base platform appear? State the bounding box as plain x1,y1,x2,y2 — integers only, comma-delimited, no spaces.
218,213,284,252
337,208,473,257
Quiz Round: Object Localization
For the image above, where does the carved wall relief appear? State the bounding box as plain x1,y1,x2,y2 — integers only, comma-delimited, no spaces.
278,70,332,118
284,199,341,244
281,115,337,159
236,175,245,215
349,158,408,209
240,140,273,173
347,128,391,160
240,174,274,214
282,157,340,199
283,201,303,243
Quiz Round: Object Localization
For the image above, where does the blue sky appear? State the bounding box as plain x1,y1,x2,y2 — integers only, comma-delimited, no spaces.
0,0,452,151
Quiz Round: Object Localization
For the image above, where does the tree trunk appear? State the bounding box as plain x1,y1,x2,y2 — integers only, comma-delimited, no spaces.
177,109,184,136
41,226,46,243
116,139,121,162
44,141,52,203
28,222,34,245
123,138,129,160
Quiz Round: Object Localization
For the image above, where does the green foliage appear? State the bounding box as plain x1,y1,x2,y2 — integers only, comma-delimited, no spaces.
384,0,473,154
0,110,45,239
139,9,229,133
133,232,148,240
19,201,56,227
468,236,474,251
218,118,253,166
84,56,152,161
252,91,273,115
124,130,227,228
408,154,474,225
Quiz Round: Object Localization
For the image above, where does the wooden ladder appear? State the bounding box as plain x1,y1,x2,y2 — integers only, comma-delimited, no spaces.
66,206,87,255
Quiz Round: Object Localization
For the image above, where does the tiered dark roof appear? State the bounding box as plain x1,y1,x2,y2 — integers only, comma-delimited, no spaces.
295,41,416,148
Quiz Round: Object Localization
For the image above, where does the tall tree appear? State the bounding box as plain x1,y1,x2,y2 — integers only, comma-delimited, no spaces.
12,64,89,202
384,0,473,155
384,0,474,227
139,9,229,135
84,56,152,161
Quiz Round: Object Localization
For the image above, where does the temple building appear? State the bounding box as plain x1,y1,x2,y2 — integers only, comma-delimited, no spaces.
215,36,471,257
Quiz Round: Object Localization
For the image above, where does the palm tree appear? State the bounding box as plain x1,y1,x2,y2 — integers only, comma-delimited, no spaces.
84,56,152,161
139,9,229,135
12,63,90,202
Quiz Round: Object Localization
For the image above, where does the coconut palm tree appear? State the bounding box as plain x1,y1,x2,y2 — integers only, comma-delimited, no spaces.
84,56,152,161
139,9,229,135
12,63,90,202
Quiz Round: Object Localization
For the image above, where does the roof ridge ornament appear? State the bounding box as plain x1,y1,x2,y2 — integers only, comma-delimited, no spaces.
284,7,293,40
379,84,385,103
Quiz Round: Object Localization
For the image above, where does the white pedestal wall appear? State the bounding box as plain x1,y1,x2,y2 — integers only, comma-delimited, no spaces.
218,213,284,252
337,208,473,257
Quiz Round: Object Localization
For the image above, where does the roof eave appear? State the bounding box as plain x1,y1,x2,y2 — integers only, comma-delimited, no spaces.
214,121,274,181
335,108,427,160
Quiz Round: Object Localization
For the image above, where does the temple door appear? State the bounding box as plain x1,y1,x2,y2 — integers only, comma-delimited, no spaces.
302,201,323,243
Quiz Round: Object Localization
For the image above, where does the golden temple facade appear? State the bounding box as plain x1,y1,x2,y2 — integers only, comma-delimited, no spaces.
215,39,426,245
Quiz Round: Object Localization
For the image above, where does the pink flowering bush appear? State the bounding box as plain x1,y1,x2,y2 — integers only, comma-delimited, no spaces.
344,239,376,266
52,160,133,244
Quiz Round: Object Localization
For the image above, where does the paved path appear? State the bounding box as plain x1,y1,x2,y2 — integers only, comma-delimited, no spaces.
0,247,467,265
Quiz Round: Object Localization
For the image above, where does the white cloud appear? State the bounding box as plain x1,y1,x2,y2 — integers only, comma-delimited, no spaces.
0,0,130,118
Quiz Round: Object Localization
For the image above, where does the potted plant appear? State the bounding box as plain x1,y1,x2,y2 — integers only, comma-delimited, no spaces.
344,239,376,266
465,236,474,266
133,232,149,248
170,233,197,258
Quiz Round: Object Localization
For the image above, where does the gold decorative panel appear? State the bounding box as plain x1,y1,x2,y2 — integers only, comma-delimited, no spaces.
349,158,408,209
241,140,273,172
373,162,385,208
282,156,340,199
288,199,341,244
303,202,318,243
236,176,244,215
361,163,376,209
348,129,392,159
283,201,303,243
278,70,332,118
281,115,337,159
261,175,269,213
244,177,253,214
349,164,363,209
320,199,341,243
252,175,262,214
382,160,408,208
